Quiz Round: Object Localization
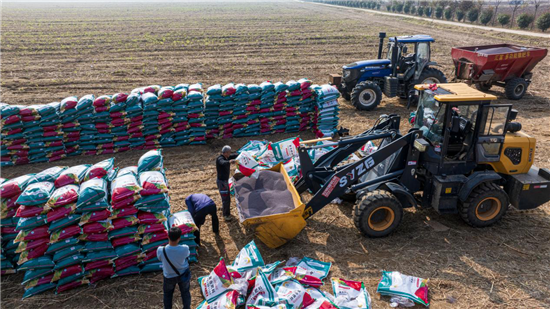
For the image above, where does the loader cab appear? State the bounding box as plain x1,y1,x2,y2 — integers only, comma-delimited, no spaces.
413,83,512,175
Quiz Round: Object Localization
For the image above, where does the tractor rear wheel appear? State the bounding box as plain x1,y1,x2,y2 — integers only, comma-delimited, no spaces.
351,81,382,111
475,82,492,92
505,78,528,100
414,67,447,86
354,190,403,237
459,182,509,227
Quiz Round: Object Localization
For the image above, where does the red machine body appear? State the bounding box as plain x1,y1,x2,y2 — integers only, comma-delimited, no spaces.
451,44,547,100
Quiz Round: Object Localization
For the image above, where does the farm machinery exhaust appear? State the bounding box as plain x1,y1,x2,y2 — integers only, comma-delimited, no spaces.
246,83,550,247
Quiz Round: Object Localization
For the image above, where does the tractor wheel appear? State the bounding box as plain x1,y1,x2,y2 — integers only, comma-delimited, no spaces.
351,81,382,111
458,182,509,227
414,67,447,86
341,91,351,101
354,190,403,237
475,82,492,92
505,78,528,100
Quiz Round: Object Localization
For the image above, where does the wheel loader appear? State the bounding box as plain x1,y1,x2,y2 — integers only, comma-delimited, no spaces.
239,83,550,247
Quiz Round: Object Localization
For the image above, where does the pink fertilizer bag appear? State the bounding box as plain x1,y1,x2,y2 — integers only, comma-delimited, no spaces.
85,158,117,181
111,173,141,203
139,171,168,196
199,258,234,302
46,185,79,209
167,210,197,234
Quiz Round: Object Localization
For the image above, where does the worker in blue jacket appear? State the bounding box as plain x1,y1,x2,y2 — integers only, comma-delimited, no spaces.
185,193,219,246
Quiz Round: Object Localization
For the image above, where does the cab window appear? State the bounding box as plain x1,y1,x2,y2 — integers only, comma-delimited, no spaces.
416,42,430,63
414,91,445,145
484,106,509,135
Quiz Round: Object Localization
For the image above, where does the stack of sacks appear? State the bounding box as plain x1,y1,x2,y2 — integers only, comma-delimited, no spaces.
166,210,199,263
156,87,176,148
0,103,26,166
109,93,131,153
140,85,163,150
259,81,276,135
313,84,340,138
272,82,289,134
231,84,251,138
1,175,35,274
23,103,65,164
204,84,222,140
108,165,143,278
125,91,145,150
298,78,316,132
134,150,171,273
91,95,114,155
76,94,97,156
243,84,262,137
60,96,81,158
172,84,191,145
217,83,237,139
196,240,349,309
283,81,302,133
186,84,206,145
14,167,82,298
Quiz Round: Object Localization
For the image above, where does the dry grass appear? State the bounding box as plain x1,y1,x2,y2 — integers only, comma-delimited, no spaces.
1,1,550,308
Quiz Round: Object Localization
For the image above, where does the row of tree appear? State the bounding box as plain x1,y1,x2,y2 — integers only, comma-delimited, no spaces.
306,0,550,32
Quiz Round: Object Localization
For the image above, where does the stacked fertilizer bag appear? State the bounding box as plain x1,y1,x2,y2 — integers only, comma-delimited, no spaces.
157,87,177,149
312,84,341,138
187,84,207,145
165,210,199,263
0,103,26,166
109,93,131,153
134,150,171,274
139,86,164,150
76,94,98,156
22,103,66,164
204,84,222,140
60,96,82,158
196,240,373,309
244,84,262,137
172,84,192,145
298,78,317,132
259,81,276,135
0,150,200,299
272,82,289,134
231,84,251,138
126,90,145,149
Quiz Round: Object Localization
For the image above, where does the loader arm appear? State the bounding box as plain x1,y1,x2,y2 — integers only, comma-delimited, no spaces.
294,114,401,194
298,130,421,219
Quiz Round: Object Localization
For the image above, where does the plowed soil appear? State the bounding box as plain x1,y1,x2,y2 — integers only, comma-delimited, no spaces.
1,1,550,308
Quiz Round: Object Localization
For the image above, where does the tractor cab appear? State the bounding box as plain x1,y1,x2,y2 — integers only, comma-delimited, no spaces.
387,35,436,82
333,32,446,111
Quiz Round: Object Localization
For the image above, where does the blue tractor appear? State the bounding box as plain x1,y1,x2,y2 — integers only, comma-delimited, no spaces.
332,32,447,111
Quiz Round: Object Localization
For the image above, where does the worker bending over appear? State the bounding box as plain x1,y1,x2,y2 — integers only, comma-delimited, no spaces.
185,193,219,246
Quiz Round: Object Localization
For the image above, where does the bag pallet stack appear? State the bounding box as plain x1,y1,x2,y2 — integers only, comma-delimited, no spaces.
172,85,191,146
258,81,276,135
186,84,206,145
231,84,250,138
166,210,199,263
1,103,27,166
204,84,221,140
243,84,262,137
109,93,131,154
157,87,176,149
313,84,341,138
60,96,82,158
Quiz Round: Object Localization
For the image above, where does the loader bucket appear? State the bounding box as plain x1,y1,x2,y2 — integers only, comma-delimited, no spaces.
234,163,306,249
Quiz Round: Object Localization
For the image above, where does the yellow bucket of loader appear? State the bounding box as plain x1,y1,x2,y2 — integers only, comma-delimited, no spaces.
234,163,306,249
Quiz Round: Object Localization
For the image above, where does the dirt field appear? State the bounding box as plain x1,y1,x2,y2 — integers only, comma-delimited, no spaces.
2,1,550,308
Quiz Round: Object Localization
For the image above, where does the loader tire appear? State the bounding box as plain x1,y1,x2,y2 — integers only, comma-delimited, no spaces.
505,78,528,100
351,81,382,111
414,67,447,86
354,190,403,237
458,182,509,227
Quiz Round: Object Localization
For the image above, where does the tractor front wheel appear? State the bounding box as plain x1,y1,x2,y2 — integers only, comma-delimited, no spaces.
351,81,382,111
354,190,403,237
505,78,528,100
459,182,509,227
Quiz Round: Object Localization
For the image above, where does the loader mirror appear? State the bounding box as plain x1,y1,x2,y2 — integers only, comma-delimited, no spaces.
451,116,461,133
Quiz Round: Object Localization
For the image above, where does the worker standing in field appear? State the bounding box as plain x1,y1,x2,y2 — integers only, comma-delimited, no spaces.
185,193,219,246
216,145,238,221
157,227,191,309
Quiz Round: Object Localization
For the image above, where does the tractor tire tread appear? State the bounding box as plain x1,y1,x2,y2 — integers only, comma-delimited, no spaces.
504,78,528,100
351,81,382,111
353,190,403,237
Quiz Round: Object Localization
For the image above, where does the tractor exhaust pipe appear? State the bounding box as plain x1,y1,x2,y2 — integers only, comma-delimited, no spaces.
378,32,386,59
391,37,398,77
